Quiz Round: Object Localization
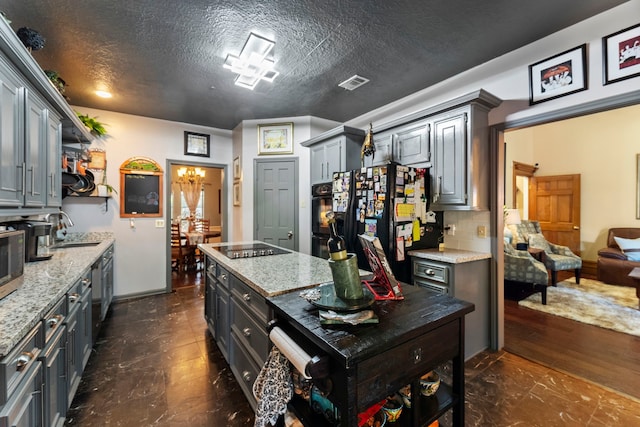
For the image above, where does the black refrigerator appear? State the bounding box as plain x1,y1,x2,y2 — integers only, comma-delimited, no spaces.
331,163,443,283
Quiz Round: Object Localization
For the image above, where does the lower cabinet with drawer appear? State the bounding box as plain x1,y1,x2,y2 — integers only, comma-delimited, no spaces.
0,323,44,427
66,268,92,407
229,274,272,410
41,296,67,427
412,256,490,359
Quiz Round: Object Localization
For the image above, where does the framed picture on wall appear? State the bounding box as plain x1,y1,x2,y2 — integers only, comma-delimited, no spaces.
603,23,640,85
258,123,293,155
233,182,241,206
233,156,241,181
528,44,588,105
184,131,210,157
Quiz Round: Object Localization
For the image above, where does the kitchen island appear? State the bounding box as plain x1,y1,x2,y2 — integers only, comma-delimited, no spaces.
200,242,474,425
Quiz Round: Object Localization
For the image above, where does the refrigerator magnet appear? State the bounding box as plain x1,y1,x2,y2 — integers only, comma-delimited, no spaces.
396,237,405,261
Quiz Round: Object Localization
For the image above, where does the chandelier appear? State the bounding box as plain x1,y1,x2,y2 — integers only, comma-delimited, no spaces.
177,167,206,230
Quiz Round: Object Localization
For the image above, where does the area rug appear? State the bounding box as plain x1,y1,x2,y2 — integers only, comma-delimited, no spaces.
518,277,640,337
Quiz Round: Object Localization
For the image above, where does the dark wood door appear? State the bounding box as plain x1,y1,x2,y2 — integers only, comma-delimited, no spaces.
529,173,581,254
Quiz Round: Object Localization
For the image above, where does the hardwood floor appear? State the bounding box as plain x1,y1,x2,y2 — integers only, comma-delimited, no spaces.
504,274,640,400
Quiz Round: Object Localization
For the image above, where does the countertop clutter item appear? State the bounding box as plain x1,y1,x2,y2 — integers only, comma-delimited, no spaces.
420,371,441,396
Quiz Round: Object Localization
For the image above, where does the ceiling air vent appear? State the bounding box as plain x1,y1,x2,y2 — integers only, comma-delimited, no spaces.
338,75,370,91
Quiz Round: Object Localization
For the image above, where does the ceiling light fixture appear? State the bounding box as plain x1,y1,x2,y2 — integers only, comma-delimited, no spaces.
223,32,279,90
95,90,112,98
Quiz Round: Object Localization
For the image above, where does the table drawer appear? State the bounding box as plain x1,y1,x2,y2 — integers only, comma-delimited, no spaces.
231,276,270,323
356,320,459,409
0,324,42,405
413,260,449,284
231,299,269,366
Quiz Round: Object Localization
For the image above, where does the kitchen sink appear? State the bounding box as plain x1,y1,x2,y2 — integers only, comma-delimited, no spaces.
50,241,102,249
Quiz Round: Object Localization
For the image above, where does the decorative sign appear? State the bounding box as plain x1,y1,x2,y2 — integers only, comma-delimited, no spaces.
119,157,163,218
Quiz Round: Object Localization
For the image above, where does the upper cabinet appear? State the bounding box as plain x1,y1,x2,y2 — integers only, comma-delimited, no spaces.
0,18,89,213
364,120,430,167
302,126,364,184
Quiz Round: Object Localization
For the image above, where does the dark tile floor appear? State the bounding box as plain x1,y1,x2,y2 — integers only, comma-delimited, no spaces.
65,284,640,426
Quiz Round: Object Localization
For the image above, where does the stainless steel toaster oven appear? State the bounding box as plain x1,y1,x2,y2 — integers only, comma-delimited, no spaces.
0,230,25,300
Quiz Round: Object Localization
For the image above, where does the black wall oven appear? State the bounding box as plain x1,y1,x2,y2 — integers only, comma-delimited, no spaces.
311,182,343,259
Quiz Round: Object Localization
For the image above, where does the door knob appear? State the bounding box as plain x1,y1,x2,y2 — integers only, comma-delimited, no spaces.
288,231,293,239
573,226,580,230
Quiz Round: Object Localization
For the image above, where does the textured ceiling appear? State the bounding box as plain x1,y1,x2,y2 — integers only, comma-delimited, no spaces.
2,0,628,130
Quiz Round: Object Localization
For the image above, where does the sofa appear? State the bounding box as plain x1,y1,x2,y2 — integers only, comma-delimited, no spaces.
597,228,640,287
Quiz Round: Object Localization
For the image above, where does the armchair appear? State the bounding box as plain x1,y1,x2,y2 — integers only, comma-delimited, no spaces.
504,243,549,304
515,220,582,285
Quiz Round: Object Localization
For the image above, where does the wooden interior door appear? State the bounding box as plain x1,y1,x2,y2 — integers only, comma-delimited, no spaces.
529,174,581,254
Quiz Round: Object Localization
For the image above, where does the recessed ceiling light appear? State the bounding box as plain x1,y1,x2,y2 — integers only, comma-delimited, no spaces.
95,90,112,98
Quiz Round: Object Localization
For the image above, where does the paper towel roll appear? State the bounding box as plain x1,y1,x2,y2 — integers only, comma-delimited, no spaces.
269,326,313,379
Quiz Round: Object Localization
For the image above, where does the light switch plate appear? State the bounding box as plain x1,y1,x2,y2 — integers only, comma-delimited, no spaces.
155,220,165,228
477,225,487,238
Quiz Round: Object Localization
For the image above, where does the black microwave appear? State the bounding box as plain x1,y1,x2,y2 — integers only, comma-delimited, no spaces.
0,230,25,300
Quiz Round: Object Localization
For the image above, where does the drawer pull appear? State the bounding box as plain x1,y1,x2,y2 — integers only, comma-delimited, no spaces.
242,327,251,337
81,278,91,286
220,274,227,281
424,268,436,276
68,293,80,303
242,371,253,383
242,293,251,302
15,351,34,371
47,314,63,328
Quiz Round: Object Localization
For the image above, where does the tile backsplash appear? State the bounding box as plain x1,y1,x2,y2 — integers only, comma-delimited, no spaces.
441,210,491,253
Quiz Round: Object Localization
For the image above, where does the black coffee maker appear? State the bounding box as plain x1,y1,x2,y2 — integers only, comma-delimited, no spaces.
11,222,53,262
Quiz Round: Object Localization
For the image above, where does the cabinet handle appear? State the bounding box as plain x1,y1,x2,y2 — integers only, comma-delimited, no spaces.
321,163,324,179
30,167,35,196
15,351,34,371
21,162,26,196
326,162,330,178
68,293,80,303
434,176,442,203
242,327,251,337
81,278,91,286
242,371,253,383
221,274,227,281
242,293,251,302
424,269,436,276
47,314,63,328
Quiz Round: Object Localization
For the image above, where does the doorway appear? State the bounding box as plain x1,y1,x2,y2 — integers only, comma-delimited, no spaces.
166,159,227,292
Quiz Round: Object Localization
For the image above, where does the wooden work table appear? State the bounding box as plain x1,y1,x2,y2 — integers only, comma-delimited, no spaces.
267,285,474,426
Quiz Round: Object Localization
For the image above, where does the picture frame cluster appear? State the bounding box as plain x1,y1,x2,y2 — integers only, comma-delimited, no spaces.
528,22,640,105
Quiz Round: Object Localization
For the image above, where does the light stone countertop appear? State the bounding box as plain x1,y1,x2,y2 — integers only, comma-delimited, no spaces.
408,248,491,264
199,241,336,297
0,232,114,357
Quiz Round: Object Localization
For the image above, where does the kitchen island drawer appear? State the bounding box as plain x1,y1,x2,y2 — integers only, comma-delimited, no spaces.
230,333,260,410
412,259,449,284
231,275,270,323
231,299,269,366
217,264,230,289
356,319,459,409
0,323,42,405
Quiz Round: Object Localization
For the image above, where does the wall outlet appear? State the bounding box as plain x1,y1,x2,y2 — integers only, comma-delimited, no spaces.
477,225,487,238
446,224,456,236
155,219,165,228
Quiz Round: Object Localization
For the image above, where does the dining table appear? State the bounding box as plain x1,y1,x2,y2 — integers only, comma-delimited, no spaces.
182,230,222,270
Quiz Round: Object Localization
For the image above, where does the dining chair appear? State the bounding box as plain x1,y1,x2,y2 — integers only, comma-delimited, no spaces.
171,223,195,271
194,218,210,233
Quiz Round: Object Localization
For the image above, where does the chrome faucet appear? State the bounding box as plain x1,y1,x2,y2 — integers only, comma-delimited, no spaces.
45,210,74,242
59,210,74,227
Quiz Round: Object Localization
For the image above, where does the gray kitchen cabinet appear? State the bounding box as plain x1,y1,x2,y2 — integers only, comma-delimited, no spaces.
46,112,62,207
303,125,364,184
363,129,393,167
229,274,272,410
0,56,62,209
412,256,489,359
40,297,67,427
100,245,114,321
215,263,231,362
66,268,92,407
365,120,430,167
431,109,468,208
0,323,43,427
204,257,217,340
